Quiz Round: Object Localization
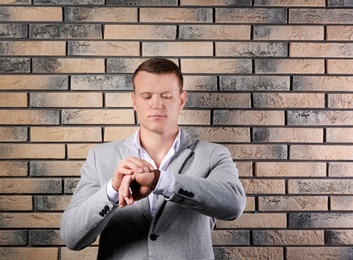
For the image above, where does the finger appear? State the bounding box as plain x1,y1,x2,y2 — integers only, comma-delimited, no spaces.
124,157,155,173
118,189,126,208
120,175,134,206
112,167,133,191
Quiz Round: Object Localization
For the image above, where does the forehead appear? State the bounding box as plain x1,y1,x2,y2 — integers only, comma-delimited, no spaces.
133,71,181,92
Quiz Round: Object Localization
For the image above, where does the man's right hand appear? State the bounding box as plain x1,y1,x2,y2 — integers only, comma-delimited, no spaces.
112,156,154,207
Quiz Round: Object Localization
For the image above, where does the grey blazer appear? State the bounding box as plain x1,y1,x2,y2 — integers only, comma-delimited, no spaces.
60,129,246,260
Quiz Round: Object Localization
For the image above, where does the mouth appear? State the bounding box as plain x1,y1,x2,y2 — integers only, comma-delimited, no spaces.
149,115,166,118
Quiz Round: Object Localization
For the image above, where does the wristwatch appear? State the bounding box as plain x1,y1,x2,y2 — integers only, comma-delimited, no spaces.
151,169,160,191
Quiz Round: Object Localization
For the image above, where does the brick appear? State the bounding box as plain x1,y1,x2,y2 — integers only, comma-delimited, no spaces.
181,0,252,5
179,110,210,125
184,76,217,91
31,127,101,142
143,42,213,56
212,230,250,246
64,178,79,194
60,247,98,260
34,195,71,211
259,196,328,211
30,161,84,176
217,42,287,57
105,93,133,108
244,196,255,211
182,127,250,143
0,248,58,260
254,0,325,6
179,25,250,40
213,110,284,125
181,59,252,74
214,247,283,260
104,127,138,142
236,162,253,177
289,213,353,228
186,93,250,108
254,25,324,40
226,144,287,160
289,179,353,194
34,0,104,3
0,196,32,211
327,128,353,143
327,26,353,40
253,230,324,245
216,8,286,23
0,144,65,159
253,93,324,108
0,58,30,73
253,127,323,143
68,41,139,56
0,0,31,3
30,230,62,246
0,230,27,246
71,75,132,91
328,0,353,6
107,0,177,5
255,59,324,74
30,24,102,39
0,127,27,142
140,8,212,23
329,162,353,177
67,144,96,159
291,42,353,57
107,58,149,73
0,41,65,56
1,178,62,193
327,59,353,74
220,76,290,91
241,179,285,194
0,110,59,125
105,25,176,40
30,93,102,108
0,24,27,38
329,94,353,109
0,213,61,228
33,58,105,73
293,76,353,91
331,196,353,210
288,110,353,126
290,9,353,24
62,109,134,125
290,145,353,160
65,7,137,22
0,161,28,177
217,213,286,228
0,93,27,107
326,230,353,245
255,162,326,177
0,75,68,90
0,7,61,22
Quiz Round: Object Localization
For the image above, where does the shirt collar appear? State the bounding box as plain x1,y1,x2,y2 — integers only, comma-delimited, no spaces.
133,128,181,155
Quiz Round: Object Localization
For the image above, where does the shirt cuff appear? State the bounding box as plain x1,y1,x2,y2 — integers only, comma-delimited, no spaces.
107,179,119,203
153,170,175,198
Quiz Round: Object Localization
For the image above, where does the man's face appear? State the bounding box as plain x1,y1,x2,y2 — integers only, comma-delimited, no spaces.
132,71,187,135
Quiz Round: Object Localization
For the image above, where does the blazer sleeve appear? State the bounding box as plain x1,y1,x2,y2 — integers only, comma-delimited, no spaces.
60,147,117,250
167,144,246,221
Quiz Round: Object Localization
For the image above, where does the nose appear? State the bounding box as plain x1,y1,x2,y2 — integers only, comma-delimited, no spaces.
152,95,163,110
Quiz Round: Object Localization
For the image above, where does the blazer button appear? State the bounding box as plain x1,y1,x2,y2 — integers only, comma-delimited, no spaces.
149,234,158,241
99,212,104,217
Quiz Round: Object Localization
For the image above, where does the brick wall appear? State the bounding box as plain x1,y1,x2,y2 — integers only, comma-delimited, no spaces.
1,0,353,259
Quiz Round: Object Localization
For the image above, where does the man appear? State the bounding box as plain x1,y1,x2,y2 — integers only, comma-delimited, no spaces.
60,58,246,259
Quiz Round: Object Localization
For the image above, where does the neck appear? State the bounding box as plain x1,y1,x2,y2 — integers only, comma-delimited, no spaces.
139,127,179,168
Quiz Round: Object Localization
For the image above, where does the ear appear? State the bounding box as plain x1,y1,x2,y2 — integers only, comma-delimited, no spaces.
132,92,137,111
179,91,187,111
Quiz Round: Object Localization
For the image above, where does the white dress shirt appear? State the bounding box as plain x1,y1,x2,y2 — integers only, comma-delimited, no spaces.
107,129,180,216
